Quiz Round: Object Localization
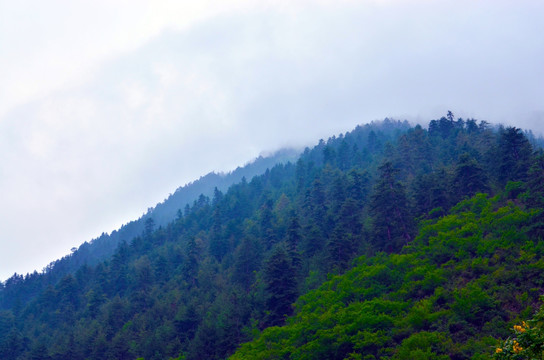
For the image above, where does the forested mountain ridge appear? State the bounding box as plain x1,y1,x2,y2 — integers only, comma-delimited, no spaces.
63,148,301,275
0,148,299,306
1,116,543,360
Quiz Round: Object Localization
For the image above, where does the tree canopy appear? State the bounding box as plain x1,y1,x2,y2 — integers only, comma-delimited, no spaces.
0,117,543,360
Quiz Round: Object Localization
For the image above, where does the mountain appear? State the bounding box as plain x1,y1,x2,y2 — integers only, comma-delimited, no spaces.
0,116,543,360
0,148,299,306
231,192,543,359
67,147,301,271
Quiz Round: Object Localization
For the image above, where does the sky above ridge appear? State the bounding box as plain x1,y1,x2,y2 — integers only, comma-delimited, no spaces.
1,0,543,280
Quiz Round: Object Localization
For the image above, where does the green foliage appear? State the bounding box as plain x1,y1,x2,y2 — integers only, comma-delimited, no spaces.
497,127,533,186
370,161,414,252
394,332,451,360
493,301,544,360
263,246,299,326
1,117,542,360
231,193,542,360
453,153,489,199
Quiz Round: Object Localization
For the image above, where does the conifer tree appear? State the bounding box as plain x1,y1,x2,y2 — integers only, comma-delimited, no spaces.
370,161,414,252
525,153,544,239
412,169,450,216
259,198,276,249
498,127,533,185
526,153,544,207
346,168,369,207
286,213,302,269
209,205,227,262
263,246,298,326
327,198,363,271
453,153,489,200
233,236,262,291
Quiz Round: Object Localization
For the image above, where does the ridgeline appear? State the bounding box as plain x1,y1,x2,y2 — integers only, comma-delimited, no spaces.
1,116,543,360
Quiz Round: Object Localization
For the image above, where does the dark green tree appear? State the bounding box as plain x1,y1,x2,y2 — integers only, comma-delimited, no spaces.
412,169,450,216
497,127,533,185
0,328,25,360
327,198,363,271
85,288,106,318
346,168,369,207
263,246,298,326
301,222,326,257
174,302,200,344
189,318,220,360
525,153,544,239
367,130,381,153
286,213,302,269
327,226,353,272
209,205,228,262
526,152,544,206
182,237,200,287
144,217,155,236
259,199,276,249
309,178,328,236
30,341,50,360
370,161,414,252
452,153,489,200
447,110,454,122
108,331,132,360
466,118,479,133
233,236,262,291
337,139,351,170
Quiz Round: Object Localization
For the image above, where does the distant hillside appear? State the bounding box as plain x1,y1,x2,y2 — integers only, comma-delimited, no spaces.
71,147,301,268
0,148,299,302
1,116,543,360
146,148,303,228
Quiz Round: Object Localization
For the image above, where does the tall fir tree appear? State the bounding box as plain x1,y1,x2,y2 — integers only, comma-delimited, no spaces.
497,127,534,185
370,161,414,252
263,246,298,326
452,153,489,200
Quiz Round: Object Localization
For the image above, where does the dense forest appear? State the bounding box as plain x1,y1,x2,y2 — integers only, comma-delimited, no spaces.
0,148,299,297
1,115,544,359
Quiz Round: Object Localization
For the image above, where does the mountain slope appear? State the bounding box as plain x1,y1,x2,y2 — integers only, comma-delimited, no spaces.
0,148,299,308
0,117,543,360
69,147,301,270
230,193,543,359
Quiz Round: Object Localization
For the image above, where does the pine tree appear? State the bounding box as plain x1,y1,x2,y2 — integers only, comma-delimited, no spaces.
525,153,544,239
453,153,489,200
498,127,534,185
209,205,227,262
327,198,362,271
29,341,50,360
144,217,155,237
412,169,450,216
182,237,200,287
259,198,276,249
347,168,369,207
370,161,414,252
310,178,328,235
263,246,298,326
286,213,302,269
526,153,544,207
233,236,262,291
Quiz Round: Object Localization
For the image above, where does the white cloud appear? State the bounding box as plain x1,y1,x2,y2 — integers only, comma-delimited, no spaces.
0,0,256,119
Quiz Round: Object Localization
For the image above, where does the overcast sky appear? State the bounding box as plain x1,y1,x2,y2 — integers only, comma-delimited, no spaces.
0,0,543,280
